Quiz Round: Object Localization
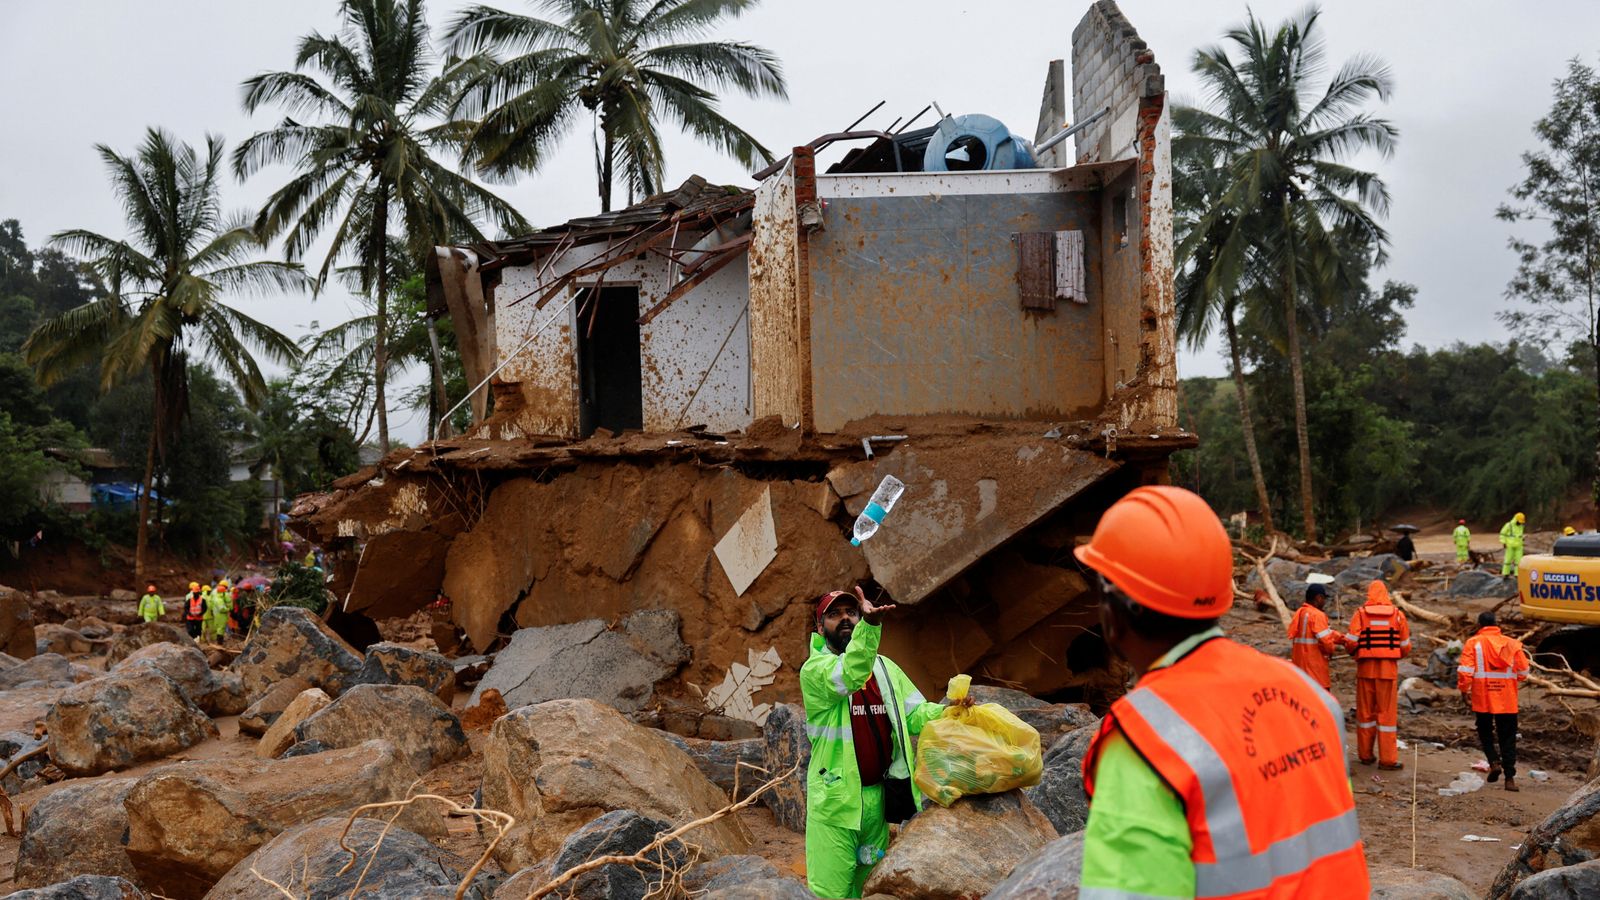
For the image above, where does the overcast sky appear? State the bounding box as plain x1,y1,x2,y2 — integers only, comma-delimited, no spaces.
3,0,1596,443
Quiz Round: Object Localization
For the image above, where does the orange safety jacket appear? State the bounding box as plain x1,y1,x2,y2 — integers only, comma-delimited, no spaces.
1082,636,1369,898
185,591,206,621
1287,604,1340,689
1344,584,1411,678
1456,626,1529,714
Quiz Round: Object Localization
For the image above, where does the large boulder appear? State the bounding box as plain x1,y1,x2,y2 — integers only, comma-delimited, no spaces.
256,687,331,759
1509,859,1600,899
237,675,313,736
0,589,36,659
985,830,1084,899
122,739,442,899
761,703,809,832
684,856,813,900
8,876,147,899
104,622,191,667
111,642,224,712
294,683,468,774
231,606,362,702
204,670,248,715
13,778,140,889
861,791,1057,900
469,609,688,715
346,642,455,703
1451,569,1517,598
47,667,218,775
34,623,90,656
1023,724,1096,835
481,698,751,872
548,810,690,900
0,653,88,690
206,815,496,900
661,734,765,796
0,730,49,793
1491,775,1600,897
1013,703,1099,752
1372,864,1476,898
1322,553,1407,592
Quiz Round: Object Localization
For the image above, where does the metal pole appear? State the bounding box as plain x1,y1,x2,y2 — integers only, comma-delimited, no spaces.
1036,106,1112,154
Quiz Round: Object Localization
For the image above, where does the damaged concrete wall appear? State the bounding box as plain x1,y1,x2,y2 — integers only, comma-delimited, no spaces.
805,171,1107,432
748,157,807,428
495,263,582,437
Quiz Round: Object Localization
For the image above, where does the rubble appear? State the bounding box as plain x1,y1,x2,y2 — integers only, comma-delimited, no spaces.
0,730,49,793
231,606,362,701
255,687,330,759
122,740,442,898
469,609,688,714
205,815,496,900
110,641,244,716
985,830,1084,899
13,778,140,889
480,698,751,871
861,790,1058,899
661,733,765,796
293,683,469,774
46,667,217,775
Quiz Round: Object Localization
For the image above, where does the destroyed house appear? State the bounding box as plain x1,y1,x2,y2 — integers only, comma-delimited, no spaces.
299,0,1188,720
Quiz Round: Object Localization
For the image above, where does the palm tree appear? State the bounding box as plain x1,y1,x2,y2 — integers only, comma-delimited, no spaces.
1173,121,1276,535
444,0,788,212
24,129,304,577
1178,6,1397,541
235,0,529,453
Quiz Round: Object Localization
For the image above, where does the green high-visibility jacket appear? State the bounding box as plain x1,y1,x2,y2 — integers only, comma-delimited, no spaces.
1453,525,1471,546
799,621,945,829
138,593,165,622
1500,519,1524,548
206,589,231,619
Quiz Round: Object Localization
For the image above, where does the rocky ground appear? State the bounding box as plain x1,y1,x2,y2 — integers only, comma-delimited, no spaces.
0,539,1598,898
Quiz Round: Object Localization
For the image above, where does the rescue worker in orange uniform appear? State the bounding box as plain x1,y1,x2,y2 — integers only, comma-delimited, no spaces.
1344,580,1411,769
1287,583,1341,690
1076,485,1369,898
1457,611,1530,792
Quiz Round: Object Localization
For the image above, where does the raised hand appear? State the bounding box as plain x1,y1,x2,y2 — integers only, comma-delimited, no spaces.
855,585,897,625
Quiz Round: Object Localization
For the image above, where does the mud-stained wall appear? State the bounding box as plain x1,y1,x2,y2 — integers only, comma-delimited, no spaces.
1100,171,1142,394
748,160,806,426
492,240,753,437
804,171,1107,432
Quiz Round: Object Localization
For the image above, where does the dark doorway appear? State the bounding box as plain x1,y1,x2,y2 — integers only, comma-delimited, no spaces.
576,285,644,436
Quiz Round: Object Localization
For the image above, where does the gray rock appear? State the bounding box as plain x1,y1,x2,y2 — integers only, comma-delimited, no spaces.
237,675,314,736
1451,569,1517,598
985,830,1084,899
7,876,147,899
1372,864,1475,899
661,733,764,796
1023,724,1096,835
104,622,191,667
206,815,495,900
280,739,332,758
231,606,362,702
1423,647,1461,688
46,667,218,775
862,791,1057,899
14,778,139,889
761,703,809,832
1013,704,1099,752
0,730,48,793
968,685,1048,710
1321,553,1406,592
294,683,468,775
347,642,456,703
550,810,689,900
34,623,90,656
469,609,688,714
112,642,216,710
1241,558,1311,593
0,654,81,690
1509,858,1600,900
684,855,782,892
202,670,248,715
1491,774,1600,898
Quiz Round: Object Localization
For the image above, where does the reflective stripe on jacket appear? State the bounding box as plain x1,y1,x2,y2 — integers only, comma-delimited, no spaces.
1452,526,1470,547
1456,627,1529,714
138,593,165,621
1082,636,1368,898
185,592,206,620
1345,601,1410,661
1500,519,1524,548
799,621,944,829
1287,605,1338,690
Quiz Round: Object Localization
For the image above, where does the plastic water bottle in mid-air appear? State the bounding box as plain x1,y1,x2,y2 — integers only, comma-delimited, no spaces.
851,475,906,546
857,844,886,865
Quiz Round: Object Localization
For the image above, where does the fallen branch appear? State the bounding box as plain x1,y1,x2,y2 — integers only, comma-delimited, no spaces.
1243,535,1291,628
0,743,49,837
1528,674,1600,699
1533,658,1600,695
324,793,512,900
528,763,799,900
1391,591,1454,627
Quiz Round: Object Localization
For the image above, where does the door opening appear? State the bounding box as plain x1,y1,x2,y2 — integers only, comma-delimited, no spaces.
576,285,644,436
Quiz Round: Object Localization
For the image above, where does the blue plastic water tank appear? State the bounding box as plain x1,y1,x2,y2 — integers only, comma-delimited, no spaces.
922,114,1037,172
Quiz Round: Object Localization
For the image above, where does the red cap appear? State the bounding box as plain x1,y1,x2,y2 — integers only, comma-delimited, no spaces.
816,590,851,619
1459,519,1466,524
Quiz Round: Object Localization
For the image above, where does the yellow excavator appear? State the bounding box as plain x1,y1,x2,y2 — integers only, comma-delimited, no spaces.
1516,532,1600,669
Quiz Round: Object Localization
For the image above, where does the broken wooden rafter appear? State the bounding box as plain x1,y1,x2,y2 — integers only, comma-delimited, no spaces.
637,243,748,325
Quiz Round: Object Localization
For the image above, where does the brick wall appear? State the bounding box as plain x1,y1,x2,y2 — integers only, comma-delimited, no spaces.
1070,0,1165,165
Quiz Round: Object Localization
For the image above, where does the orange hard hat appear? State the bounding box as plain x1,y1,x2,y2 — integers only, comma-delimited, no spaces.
1367,580,1391,603
145,584,156,593
1074,485,1234,618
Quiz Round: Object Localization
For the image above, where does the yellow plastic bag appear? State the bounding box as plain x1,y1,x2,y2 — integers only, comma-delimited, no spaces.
913,675,1043,807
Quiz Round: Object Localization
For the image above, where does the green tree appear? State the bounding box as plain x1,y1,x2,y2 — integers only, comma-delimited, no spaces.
235,0,528,454
444,0,787,211
24,129,303,577
1499,57,1600,513
1178,6,1398,541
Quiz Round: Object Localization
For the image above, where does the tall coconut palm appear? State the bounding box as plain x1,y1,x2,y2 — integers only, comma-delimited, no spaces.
1178,6,1397,541
24,128,304,577
444,0,788,212
235,0,529,453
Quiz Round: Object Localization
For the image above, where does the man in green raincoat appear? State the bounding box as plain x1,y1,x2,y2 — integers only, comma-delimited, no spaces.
1500,513,1526,576
204,580,232,642
800,586,946,898
1453,520,1471,563
137,584,165,623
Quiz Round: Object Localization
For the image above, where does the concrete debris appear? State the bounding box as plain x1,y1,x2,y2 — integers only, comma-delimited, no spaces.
343,530,453,618
469,609,688,715
480,698,751,872
206,815,496,900
46,667,218,775
13,777,140,890
293,683,469,775
704,645,782,725
714,486,779,596
255,687,330,759
985,829,1085,900
861,790,1058,899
